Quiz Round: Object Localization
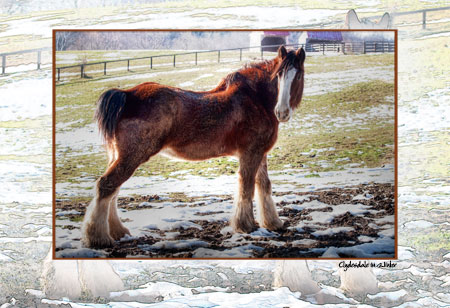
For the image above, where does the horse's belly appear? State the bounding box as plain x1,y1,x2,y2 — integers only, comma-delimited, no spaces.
160,144,234,161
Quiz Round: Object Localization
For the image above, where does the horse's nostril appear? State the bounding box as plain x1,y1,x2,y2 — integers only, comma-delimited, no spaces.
275,109,290,121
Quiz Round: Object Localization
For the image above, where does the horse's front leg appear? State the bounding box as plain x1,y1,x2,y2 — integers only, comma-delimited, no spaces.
231,152,263,233
255,155,284,230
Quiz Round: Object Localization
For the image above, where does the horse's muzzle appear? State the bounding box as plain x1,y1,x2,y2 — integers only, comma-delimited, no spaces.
275,108,291,122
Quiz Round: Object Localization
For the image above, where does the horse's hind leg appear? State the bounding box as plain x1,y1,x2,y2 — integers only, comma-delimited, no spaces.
255,155,284,230
108,189,130,241
82,171,116,248
231,152,262,233
82,150,153,248
103,143,130,241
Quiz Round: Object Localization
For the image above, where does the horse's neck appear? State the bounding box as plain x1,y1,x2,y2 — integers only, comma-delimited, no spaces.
211,58,279,107
251,69,278,110
260,61,279,106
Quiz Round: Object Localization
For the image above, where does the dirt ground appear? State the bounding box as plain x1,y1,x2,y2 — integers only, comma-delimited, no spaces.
55,183,394,258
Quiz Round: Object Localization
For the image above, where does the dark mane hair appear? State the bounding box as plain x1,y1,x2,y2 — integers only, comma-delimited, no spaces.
243,59,274,70
216,58,278,92
271,50,298,80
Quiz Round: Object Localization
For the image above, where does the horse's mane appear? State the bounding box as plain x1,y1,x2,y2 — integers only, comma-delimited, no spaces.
242,59,275,71
271,50,298,80
214,58,278,93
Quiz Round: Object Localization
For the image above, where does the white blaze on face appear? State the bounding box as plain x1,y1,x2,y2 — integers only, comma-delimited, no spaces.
275,68,296,122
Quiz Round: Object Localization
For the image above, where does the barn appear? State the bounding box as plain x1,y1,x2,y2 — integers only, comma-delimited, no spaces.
260,31,290,51
250,31,299,52
298,31,343,52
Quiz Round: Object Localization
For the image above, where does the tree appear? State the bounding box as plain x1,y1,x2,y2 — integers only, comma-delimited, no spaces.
55,32,78,51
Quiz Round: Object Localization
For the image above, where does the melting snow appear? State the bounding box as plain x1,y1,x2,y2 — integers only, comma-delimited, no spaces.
0,78,51,121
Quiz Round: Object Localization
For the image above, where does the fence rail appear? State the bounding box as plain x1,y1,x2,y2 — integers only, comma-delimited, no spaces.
391,6,450,29
56,41,394,82
0,47,51,75
2,6,446,76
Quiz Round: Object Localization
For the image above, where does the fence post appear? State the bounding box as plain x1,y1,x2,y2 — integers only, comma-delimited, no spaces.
173,55,176,67
127,59,130,71
80,64,84,78
37,50,41,70
422,11,426,29
150,57,153,69
104,62,106,75
218,50,220,63
322,43,325,55
195,52,197,65
239,48,242,61
363,41,366,54
57,68,60,81
1,55,5,75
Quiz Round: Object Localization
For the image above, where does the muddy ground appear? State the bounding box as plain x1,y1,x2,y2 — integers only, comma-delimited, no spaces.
55,183,394,258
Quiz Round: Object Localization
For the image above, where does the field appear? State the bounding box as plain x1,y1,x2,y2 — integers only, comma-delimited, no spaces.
54,50,395,258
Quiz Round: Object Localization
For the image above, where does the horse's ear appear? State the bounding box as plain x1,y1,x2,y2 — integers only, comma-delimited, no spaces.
378,12,391,29
296,48,305,64
278,45,287,59
346,9,361,29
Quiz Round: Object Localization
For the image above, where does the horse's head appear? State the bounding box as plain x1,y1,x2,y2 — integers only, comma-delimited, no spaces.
273,45,306,122
346,9,391,29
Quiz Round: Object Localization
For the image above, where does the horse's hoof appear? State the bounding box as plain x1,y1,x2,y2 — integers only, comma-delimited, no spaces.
262,218,285,231
231,220,258,234
82,223,115,248
83,234,115,248
109,225,131,241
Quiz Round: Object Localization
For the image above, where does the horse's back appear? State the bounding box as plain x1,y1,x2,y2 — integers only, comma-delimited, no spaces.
121,82,183,120
116,80,276,160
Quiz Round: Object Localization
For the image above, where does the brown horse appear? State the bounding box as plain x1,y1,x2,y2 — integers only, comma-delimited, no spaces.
82,45,306,248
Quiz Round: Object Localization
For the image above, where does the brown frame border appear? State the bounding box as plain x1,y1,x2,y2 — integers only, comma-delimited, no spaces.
52,29,398,261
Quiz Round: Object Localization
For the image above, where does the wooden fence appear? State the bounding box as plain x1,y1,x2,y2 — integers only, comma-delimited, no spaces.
391,6,450,29
304,41,394,54
0,47,51,75
342,41,395,54
1,6,447,76
56,41,394,82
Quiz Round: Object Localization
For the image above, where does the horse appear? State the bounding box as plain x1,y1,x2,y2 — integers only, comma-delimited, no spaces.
82,45,306,248
345,9,391,29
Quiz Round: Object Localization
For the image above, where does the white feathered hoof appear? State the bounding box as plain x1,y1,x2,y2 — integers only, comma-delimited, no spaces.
41,248,83,299
78,260,124,298
41,247,124,299
339,267,379,296
273,260,321,295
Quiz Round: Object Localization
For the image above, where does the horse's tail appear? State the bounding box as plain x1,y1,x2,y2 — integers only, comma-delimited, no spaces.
95,89,127,142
